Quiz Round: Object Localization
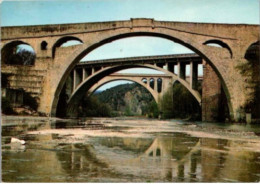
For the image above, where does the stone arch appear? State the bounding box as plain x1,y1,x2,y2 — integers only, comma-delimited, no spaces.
50,31,232,117
88,78,158,103
52,36,83,58
244,41,259,60
203,39,233,58
1,40,36,65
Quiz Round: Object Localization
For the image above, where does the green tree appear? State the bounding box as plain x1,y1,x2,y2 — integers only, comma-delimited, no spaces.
148,101,159,118
159,83,201,120
159,87,173,119
79,94,112,117
124,105,132,116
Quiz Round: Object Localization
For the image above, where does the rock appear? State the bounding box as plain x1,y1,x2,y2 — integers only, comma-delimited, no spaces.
11,137,26,145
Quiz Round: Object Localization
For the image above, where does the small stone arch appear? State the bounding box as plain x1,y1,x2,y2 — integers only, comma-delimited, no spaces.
1,41,36,65
52,36,83,58
244,41,259,60
142,78,147,84
203,39,233,58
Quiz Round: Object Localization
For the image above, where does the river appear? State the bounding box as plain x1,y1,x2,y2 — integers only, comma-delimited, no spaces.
2,116,260,182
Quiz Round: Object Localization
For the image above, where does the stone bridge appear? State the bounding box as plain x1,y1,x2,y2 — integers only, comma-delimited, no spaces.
1,18,259,121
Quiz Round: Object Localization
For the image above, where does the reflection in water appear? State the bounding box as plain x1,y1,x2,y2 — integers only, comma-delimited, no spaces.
2,120,260,182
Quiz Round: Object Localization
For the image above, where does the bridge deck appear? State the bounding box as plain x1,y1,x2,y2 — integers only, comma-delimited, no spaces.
76,53,202,68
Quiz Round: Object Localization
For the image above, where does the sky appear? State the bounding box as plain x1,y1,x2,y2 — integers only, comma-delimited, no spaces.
1,0,259,26
1,0,259,90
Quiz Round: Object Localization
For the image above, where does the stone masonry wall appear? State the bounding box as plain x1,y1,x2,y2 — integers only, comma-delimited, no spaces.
202,62,222,122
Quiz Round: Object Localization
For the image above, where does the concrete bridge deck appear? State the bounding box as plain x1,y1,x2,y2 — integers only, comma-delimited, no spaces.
77,53,201,68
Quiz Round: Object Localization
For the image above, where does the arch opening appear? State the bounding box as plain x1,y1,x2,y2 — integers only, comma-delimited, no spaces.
1,41,36,66
56,78,157,118
149,78,155,89
41,41,48,50
142,78,147,84
52,36,83,58
157,78,162,93
59,64,202,118
51,32,233,120
203,39,233,58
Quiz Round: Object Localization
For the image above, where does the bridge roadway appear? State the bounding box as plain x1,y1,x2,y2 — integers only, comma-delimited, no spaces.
76,53,202,68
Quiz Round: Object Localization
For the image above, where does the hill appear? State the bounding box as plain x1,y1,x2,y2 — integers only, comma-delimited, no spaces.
94,83,155,116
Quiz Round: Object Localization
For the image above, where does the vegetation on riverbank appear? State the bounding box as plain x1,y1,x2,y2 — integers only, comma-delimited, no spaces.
78,83,157,117
79,82,201,120
160,82,201,120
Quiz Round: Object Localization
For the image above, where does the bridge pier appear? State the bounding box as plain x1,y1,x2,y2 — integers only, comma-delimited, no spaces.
202,61,227,122
178,62,186,80
154,78,158,92
73,69,82,90
190,62,198,90
82,68,86,80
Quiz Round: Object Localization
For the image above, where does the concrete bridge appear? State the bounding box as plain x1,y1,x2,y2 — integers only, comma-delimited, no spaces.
87,73,174,103
1,18,259,121
63,53,203,116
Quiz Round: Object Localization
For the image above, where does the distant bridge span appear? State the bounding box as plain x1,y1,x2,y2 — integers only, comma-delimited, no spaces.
64,54,203,116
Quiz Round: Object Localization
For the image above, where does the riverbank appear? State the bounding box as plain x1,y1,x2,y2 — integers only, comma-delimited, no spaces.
2,115,260,144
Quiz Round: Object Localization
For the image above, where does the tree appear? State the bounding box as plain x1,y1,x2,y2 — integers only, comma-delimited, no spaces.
159,83,201,120
8,48,36,65
17,48,36,65
79,95,112,117
159,87,173,119
148,101,159,118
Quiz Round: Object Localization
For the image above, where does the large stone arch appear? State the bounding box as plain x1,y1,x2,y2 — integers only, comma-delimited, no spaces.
42,29,233,118
64,64,202,116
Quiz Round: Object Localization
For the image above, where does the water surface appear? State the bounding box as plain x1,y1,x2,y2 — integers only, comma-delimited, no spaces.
2,118,260,182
